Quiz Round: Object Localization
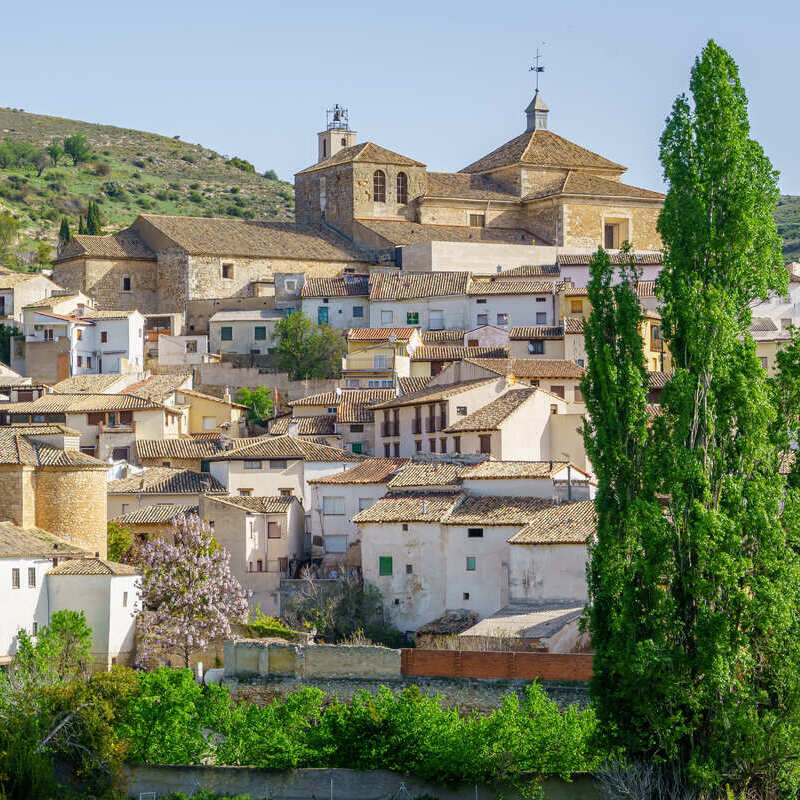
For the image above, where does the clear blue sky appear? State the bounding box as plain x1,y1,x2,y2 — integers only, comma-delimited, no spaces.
2,0,798,193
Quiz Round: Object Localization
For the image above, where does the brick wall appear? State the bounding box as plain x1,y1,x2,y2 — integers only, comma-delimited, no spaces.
401,649,593,682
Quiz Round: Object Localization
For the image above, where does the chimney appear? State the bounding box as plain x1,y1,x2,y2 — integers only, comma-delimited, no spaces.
288,420,299,437
223,386,231,403
421,499,427,514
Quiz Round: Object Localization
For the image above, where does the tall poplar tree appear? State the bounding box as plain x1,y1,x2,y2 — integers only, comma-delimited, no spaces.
585,40,800,794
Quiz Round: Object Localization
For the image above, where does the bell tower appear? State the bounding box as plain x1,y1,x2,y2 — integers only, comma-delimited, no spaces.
317,104,357,163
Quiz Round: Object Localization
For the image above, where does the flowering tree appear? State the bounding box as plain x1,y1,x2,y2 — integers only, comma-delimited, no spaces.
136,513,249,668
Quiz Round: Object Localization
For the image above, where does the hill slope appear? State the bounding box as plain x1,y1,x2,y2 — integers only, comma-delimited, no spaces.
776,195,800,263
0,106,295,267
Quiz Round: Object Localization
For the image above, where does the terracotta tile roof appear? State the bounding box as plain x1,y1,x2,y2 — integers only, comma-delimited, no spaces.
309,458,409,484
443,388,537,432
268,415,337,436
509,326,564,339
0,272,44,289
411,345,508,362
648,371,672,389
524,171,664,202
48,558,139,575
498,264,560,278
564,318,585,334
637,280,657,297
461,129,626,174
288,389,396,407
467,279,557,296
23,293,86,308
0,429,106,467
112,504,198,525
0,521,88,557
563,287,589,297
646,404,663,419
123,374,193,402
181,388,247,408
51,374,126,393
352,493,464,523
371,378,499,410
1,422,81,436
0,392,176,415
444,495,554,525
397,376,432,395
750,317,779,332
81,309,140,319
346,327,418,342
557,252,663,266
507,500,596,544
297,142,425,174
107,467,226,495
422,330,465,344
387,462,464,489
461,357,585,379
136,438,223,459
461,460,571,479
336,402,379,423
423,172,517,201
207,495,298,513
136,214,367,261
355,219,539,247
54,229,156,263
301,276,369,298
213,434,362,463
457,357,512,376
369,271,470,300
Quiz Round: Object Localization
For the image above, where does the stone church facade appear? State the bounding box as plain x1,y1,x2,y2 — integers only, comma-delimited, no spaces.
295,90,664,253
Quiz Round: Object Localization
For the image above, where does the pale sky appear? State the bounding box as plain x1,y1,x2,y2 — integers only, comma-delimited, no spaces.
2,0,798,193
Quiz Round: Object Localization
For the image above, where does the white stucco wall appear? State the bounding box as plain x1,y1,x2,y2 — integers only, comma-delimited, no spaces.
508,543,588,604
301,298,369,330
368,297,468,331
0,556,51,663
469,293,558,329
308,481,389,553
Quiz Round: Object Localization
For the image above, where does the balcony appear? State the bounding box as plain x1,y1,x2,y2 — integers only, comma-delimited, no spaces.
425,417,448,433
381,421,399,437
412,419,422,435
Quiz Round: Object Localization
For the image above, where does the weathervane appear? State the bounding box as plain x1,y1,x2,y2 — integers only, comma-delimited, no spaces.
529,45,545,91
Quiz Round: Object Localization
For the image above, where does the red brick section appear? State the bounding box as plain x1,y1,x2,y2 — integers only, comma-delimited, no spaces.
401,649,593,682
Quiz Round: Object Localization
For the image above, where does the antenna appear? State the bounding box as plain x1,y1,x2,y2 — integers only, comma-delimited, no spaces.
529,44,546,91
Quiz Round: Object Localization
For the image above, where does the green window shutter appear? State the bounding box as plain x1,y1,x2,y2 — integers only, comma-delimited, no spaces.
221,326,233,341
466,556,476,571
351,442,363,454
406,311,419,325
254,326,266,340
379,556,393,576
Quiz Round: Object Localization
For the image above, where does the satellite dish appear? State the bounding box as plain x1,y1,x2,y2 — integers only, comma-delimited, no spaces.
336,387,342,396
388,333,397,342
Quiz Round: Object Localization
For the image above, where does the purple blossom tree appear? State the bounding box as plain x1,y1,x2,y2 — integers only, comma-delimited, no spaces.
136,513,249,669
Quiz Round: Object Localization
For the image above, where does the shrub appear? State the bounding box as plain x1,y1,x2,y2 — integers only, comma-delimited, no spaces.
131,159,145,168
181,154,196,164
189,182,200,189
136,197,154,209
263,169,278,180
92,161,111,176
229,186,240,194
102,181,127,200
227,156,255,173
188,191,203,203
155,190,169,201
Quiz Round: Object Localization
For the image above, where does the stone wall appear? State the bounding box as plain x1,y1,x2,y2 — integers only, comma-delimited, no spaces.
196,364,341,401
24,337,71,384
0,464,35,528
562,201,662,250
120,765,601,800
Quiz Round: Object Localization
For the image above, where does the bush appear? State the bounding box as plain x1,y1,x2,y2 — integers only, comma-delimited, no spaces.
188,191,203,203
136,197,154,209
227,156,255,173
92,161,111,176
189,182,200,189
102,181,127,200
263,169,278,180
181,154,196,164
131,159,145,168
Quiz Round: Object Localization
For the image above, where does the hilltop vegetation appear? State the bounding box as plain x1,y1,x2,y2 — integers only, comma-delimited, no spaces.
0,106,295,269
776,194,800,262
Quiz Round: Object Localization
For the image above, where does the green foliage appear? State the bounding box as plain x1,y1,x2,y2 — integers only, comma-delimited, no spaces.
46,142,63,166
776,195,800,262
273,311,346,380
107,520,133,562
0,137,37,169
0,323,20,364
63,133,92,165
245,606,300,640
58,216,71,242
227,156,255,173
0,208,20,259
235,384,273,425
584,40,800,795
263,169,278,180
14,610,93,683
101,180,126,200
85,199,103,235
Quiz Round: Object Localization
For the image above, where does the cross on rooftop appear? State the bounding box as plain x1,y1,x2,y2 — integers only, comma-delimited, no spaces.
529,47,545,91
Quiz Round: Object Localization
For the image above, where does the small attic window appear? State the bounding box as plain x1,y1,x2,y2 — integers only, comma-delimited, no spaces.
222,263,234,279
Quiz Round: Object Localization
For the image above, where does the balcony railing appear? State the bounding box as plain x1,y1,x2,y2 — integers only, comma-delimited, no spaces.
412,419,422,435
381,421,399,437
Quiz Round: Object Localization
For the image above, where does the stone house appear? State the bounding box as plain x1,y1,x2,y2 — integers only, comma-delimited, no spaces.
409,345,509,379
342,327,422,388
509,326,567,360
0,272,61,327
208,308,285,357
52,216,374,334
135,435,265,472
106,466,226,519
110,503,197,542
198,494,305,615
300,275,370,330
467,278,560,330
0,523,139,669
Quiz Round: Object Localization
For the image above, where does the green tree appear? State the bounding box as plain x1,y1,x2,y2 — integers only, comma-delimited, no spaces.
63,133,92,165
58,216,71,243
236,385,274,426
46,141,63,166
34,240,51,267
31,150,48,177
78,215,87,235
0,210,20,261
85,200,103,235
585,40,800,794
0,324,20,364
107,520,133,562
273,311,345,380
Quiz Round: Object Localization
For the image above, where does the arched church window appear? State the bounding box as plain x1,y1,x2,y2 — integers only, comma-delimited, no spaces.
373,170,386,203
396,172,408,204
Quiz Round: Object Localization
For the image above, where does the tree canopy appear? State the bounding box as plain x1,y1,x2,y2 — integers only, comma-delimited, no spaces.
273,311,345,380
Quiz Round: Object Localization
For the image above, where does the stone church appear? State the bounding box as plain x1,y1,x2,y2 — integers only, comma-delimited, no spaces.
295,91,665,254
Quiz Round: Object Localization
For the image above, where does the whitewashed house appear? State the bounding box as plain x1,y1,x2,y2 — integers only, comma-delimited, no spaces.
301,275,370,330
467,279,559,330
209,308,285,356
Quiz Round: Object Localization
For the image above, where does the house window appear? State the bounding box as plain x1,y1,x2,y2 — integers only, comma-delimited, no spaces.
477,313,488,326
468,528,484,538
528,340,544,354
536,296,546,303
466,556,477,571
122,276,132,291
429,438,436,452
325,535,348,553
239,488,253,496
782,318,792,330
186,340,198,353
373,354,388,369
440,438,447,452
101,330,108,343
406,311,419,325
536,312,547,324
373,170,386,202
200,460,211,473
76,328,83,341
11,568,20,588
463,592,470,600
456,406,467,415
577,358,585,367
380,309,394,325
353,306,364,318
393,442,399,457
121,503,130,514
256,559,263,572
575,387,584,402
28,567,36,587
77,356,82,367
479,434,491,454
415,439,422,452
406,564,413,575
322,496,345,515
86,356,92,368
550,385,565,398
350,423,364,432
384,443,391,457
270,459,288,470
123,592,128,608
467,338,479,346
268,522,282,539
358,497,373,511
476,298,487,304
44,328,54,341
32,622,38,636
760,357,768,369
279,488,293,496
244,460,262,470
469,213,486,227
453,435,461,453
221,326,233,341
429,310,444,330
202,416,217,430
112,446,130,461
396,172,408,204
378,556,393,576
570,300,583,314
550,404,559,414
496,313,509,326
604,223,619,249
222,263,234,279
402,523,409,531
285,279,298,291
254,326,266,340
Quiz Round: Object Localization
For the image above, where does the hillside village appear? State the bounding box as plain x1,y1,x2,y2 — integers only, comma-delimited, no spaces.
1,86,797,675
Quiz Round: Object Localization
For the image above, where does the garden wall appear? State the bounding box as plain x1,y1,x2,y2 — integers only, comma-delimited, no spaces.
120,765,602,800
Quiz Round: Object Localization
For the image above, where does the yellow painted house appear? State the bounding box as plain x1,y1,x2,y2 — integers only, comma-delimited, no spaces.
342,327,423,388
178,388,247,435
